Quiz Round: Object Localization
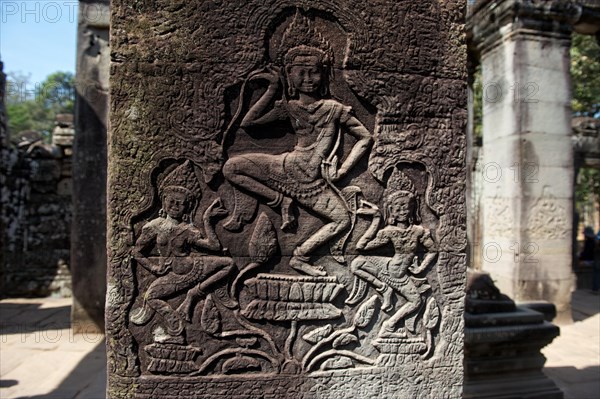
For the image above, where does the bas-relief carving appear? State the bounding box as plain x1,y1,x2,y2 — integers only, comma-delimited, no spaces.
127,12,446,379
483,195,515,239
127,13,444,377
222,12,371,277
346,170,439,352
108,3,466,398
526,187,570,240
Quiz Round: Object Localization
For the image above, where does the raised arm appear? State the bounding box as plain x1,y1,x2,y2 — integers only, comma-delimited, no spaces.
410,228,438,275
240,68,286,128
356,201,388,251
190,199,226,252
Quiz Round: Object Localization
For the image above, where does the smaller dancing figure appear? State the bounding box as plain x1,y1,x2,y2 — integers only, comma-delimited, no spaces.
346,169,437,337
130,161,234,339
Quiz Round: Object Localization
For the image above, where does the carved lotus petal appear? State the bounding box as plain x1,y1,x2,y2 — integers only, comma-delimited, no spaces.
289,283,303,302
222,355,261,374
302,324,333,344
286,302,300,319
249,213,278,264
332,332,358,349
201,294,221,335
320,356,353,371
257,280,268,300
322,283,334,302
353,295,379,328
327,284,343,302
279,283,290,301
424,297,440,330
302,283,315,302
313,284,324,302
267,281,279,301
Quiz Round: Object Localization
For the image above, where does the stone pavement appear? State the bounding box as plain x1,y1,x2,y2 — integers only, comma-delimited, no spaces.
0,298,105,399
0,291,598,399
542,290,600,399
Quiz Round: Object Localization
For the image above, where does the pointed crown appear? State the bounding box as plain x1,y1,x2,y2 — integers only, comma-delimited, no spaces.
277,10,334,68
383,168,420,224
159,160,201,202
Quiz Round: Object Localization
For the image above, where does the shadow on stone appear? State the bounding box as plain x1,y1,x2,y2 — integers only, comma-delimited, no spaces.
13,341,106,399
543,365,600,399
0,380,19,388
0,303,70,334
570,290,600,322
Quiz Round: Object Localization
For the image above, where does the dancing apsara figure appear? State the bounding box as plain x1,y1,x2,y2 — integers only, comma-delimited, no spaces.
130,161,234,339
223,11,372,277
346,169,437,337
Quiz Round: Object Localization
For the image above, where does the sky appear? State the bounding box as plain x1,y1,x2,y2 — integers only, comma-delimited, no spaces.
1,1,78,84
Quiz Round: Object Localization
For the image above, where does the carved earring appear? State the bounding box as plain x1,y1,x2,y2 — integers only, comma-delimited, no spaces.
286,71,296,98
319,77,328,97
159,209,166,218
386,205,394,225
287,82,297,97
183,214,190,223
414,197,422,224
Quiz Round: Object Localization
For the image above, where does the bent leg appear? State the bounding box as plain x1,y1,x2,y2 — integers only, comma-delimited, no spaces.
223,155,282,202
178,258,235,321
144,278,185,336
223,155,285,230
294,190,351,257
381,282,422,334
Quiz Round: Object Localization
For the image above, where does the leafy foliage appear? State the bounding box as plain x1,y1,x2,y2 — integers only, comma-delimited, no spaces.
571,34,600,117
5,71,75,141
575,168,600,230
576,168,600,216
571,35,600,228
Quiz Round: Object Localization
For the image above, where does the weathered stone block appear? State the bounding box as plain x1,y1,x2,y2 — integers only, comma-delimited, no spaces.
107,1,467,398
71,0,110,333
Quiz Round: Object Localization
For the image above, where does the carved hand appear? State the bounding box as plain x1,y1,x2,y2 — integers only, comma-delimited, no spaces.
356,200,381,216
155,257,172,275
249,65,281,87
321,156,340,182
205,198,228,220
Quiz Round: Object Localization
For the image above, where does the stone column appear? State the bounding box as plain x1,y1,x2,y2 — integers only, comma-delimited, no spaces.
107,2,467,398
469,0,581,320
0,61,6,151
71,0,110,333
0,61,7,292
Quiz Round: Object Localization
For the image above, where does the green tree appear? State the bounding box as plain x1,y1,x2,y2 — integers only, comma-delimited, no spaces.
5,71,75,141
571,34,600,117
37,71,75,114
577,168,600,205
572,34,600,230
576,167,600,228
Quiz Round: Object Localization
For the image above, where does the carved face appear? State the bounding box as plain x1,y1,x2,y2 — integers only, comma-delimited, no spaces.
387,194,414,225
287,55,323,94
163,190,189,220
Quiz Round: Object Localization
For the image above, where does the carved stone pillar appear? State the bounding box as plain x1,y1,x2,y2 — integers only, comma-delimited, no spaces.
107,2,467,397
71,0,110,333
469,0,580,320
0,61,7,292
